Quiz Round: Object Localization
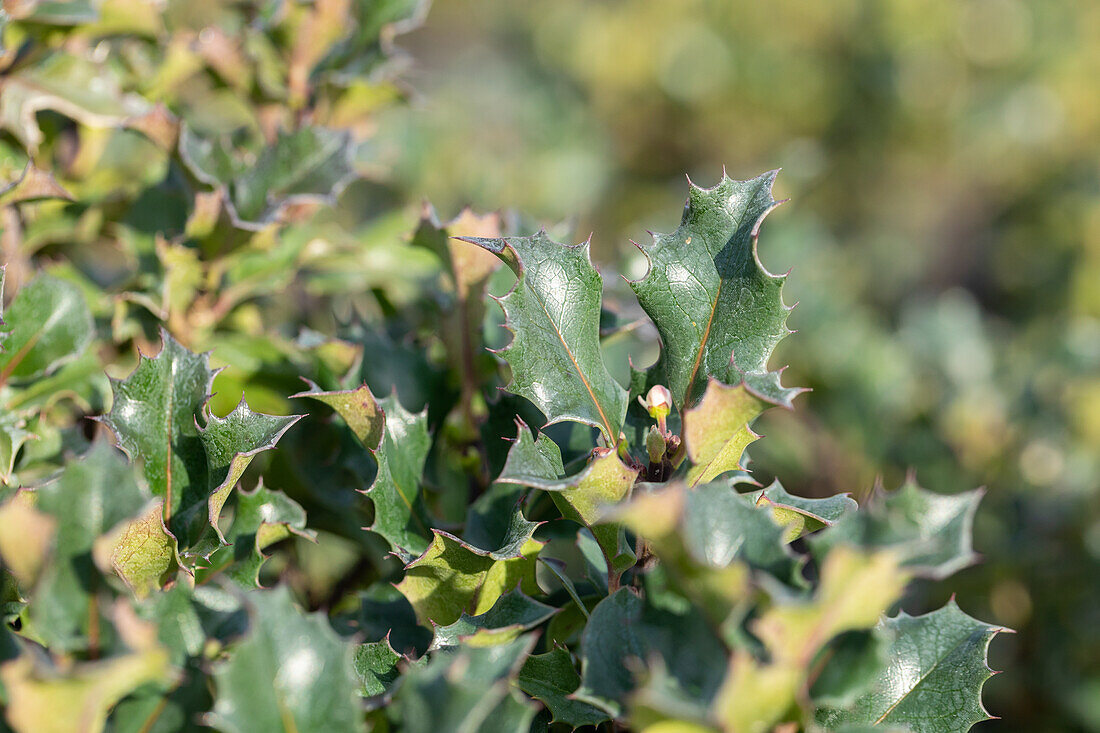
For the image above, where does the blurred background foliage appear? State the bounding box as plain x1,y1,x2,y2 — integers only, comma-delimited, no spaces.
1,0,1096,730
372,1,1100,730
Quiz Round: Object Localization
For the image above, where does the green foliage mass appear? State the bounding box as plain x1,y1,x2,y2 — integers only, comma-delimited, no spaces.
0,2,1010,732
390,4,1100,728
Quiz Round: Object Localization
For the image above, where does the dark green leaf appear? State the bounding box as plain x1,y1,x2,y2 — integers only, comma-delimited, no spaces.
461,231,629,442
518,647,609,727
629,171,797,409
102,331,300,554
364,394,434,559
816,601,1005,732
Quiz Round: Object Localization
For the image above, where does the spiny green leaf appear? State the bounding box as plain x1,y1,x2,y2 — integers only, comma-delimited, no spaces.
101,332,213,538
811,478,983,580
102,331,300,555
629,171,797,409
368,394,434,558
430,587,557,650
744,481,858,543
294,381,432,557
0,274,93,383
395,508,543,626
517,647,609,727
495,419,566,483
461,231,629,442
816,600,1006,732
210,585,365,733
498,420,638,577
200,403,304,546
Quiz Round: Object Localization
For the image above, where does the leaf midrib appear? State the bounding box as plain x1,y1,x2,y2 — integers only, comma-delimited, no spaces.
680,194,757,407
163,360,176,522
688,424,752,488
529,285,617,443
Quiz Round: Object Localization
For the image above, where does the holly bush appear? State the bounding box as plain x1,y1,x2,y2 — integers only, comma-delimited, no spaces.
0,2,1006,732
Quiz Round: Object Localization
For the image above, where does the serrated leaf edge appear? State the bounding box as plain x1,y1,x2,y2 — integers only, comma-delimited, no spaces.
628,170,797,409
99,328,303,562
871,598,1009,727
459,231,626,443
203,400,305,551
